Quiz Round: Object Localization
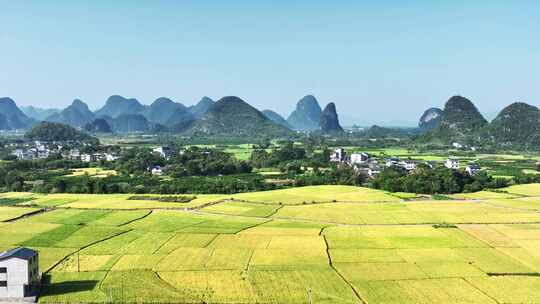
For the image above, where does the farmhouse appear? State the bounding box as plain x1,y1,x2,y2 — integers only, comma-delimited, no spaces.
153,146,173,160
368,163,382,177
445,158,459,169
466,164,481,176
400,160,417,171
350,152,370,165
0,247,39,299
330,148,347,163
385,157,400,168
150,165,163,176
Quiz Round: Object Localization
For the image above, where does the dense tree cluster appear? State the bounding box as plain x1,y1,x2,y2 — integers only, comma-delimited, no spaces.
168,147,252,177
371,165,509,194
25,121,98,143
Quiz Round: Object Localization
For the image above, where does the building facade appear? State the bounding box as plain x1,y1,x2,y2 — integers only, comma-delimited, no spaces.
0,248,39,299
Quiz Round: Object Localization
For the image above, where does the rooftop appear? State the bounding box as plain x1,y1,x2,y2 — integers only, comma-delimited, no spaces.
0,247,37,261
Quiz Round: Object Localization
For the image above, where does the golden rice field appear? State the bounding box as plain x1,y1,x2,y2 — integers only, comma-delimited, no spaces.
1,184,540,303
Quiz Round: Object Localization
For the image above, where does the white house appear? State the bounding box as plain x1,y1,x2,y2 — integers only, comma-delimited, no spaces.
151,165,163,176
350,152,370,165
452,142,464,149
330,148,347,163
466,164,481,176
69,149,81,161
105,153,120,162
153,146,173,160
400,160,417,171
0,247,39,299
368,164,382,177
445,158,459,169
81,154,93,163
385,157,400,168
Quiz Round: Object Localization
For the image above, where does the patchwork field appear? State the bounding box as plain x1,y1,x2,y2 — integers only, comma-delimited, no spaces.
1,184,540,303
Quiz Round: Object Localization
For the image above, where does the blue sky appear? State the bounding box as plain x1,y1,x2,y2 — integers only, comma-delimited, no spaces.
1,1,539,125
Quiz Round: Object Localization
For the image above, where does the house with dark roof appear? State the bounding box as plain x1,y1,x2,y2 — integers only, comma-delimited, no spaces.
0,247,39,299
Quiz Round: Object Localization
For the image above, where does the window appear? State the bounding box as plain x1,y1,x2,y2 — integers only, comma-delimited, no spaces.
0,281,7,287
0,267,6,273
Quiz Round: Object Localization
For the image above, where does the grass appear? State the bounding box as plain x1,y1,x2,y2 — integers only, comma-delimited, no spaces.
67,167,117,178
502,183,540,196
232,185,400,204
201,200,281,217
0,206,40,221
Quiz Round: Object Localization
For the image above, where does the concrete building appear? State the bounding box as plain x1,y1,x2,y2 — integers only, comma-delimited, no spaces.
466,164,481,176
151,165,163,176
330,148,347,163
153,146,173,160
445,158,460,169
0,247,39,299
350,152,370,165
368,164,382,177
385,157,401,168
400,160,417,172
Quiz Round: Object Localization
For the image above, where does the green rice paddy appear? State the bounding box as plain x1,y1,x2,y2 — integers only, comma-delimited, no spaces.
1,184,540,303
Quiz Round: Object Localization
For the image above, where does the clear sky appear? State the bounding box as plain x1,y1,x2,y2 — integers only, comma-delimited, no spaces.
1,1,539,126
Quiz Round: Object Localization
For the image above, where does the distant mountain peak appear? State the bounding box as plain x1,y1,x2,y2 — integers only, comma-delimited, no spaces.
0,97,34,130
418,107,443,130
45,99,95,128
185,96,291,136
486,102,540,146
320,102,344,133
287,95,322,131
95,95,146,118
262,109,292,129
434,95,487,138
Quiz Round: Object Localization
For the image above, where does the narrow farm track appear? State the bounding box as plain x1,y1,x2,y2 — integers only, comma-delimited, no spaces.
322,235,366,304
118,210,153,226
3,207,52,222
462,277,501,304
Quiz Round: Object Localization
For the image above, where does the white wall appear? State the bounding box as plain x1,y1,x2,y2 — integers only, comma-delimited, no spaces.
0,257,30,298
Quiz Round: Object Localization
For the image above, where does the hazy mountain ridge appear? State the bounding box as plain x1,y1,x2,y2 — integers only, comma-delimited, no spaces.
95,95,147,118
186,96,292,136
262,110,292,129
21,106,60,121
45,99,96,128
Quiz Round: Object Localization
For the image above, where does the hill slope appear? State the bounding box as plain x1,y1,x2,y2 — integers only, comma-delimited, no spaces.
188,96,215,118
21,106,60,121
111,114,152,133
45,99,95,127
95,95,146,118
0,97,35,129
486,102,540,147
185,96,292,136
143,97,188,125
433,95,487,139
26,121,96,142
84,118,113,133
262,110,292,129
418,108,443,131
287,95,322,131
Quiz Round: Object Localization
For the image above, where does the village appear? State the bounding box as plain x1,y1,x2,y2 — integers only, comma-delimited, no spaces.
9,140,120,163
329,147,481,178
